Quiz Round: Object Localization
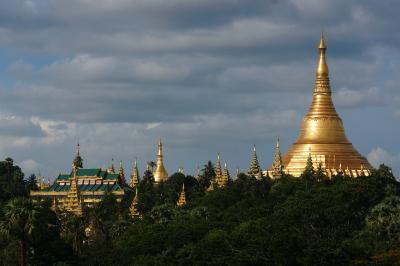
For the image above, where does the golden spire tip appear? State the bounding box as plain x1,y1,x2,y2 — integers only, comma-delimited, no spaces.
319,32,326,49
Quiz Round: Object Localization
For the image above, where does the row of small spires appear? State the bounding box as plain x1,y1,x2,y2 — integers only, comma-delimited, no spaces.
65,138,285,186
44,137,370,188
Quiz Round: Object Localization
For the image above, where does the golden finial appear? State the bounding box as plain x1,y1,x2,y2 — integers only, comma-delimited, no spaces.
158,138,162,156
316,32,329,78
319,31,326,49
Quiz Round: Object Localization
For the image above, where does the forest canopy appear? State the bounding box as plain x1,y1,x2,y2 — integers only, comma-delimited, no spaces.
0,158,399,265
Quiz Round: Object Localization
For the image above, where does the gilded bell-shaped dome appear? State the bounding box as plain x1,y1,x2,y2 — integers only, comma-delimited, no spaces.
280,34,372,177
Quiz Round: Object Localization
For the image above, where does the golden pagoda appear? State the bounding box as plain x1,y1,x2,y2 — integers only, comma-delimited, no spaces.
153,139,169,183
271,139,284,178
217,162,230,187
280,34,372,177
215,153,222,182
129,187,141,219
64,167,83,216
176,183,187,207
248,145,263,180
130,159,140,188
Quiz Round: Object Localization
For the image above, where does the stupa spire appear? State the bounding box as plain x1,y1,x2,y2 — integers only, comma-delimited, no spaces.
154,138,168,183
64,167,83,216
118,160,126,183
72,143,83,169
129,187,141,219
316,32,329,79
109,158,115,173
279,34,372,177
248,145,262,180
218,162,230,187
215,153,222,181
176,183,187,207
130,159,140,188
271,138,284,178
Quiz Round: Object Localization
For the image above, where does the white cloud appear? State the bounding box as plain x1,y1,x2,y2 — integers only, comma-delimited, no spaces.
334,87,384,108
19,159,41,175
367,147,400,175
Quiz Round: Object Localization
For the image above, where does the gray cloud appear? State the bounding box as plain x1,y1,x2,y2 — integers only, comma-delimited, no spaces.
0,115,45,137
0,0,398,177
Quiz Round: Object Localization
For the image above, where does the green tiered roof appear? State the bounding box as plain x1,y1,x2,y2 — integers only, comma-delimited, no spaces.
56,168,120,181
77,168,101,176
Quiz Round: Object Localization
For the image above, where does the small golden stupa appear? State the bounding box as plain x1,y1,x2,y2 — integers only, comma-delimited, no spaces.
176,183,187,207
281,34,372,177
129,187,141,219
130,159,140,188
64,167,83,216
153,139,169,183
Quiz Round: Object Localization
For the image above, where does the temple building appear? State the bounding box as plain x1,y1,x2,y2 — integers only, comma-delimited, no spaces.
30,144,127,212
277,35,372,177
30,139,170,214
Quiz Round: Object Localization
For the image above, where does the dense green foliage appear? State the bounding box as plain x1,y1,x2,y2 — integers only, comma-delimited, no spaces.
1,158,400,265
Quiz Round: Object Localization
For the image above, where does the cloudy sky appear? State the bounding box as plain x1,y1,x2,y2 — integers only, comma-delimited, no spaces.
0,0,399,178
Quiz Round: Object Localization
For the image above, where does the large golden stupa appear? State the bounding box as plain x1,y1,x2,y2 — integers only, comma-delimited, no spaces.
281,35,372,177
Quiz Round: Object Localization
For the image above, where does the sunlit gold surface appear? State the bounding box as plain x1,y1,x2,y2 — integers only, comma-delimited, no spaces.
176,184,187,207
154,139,169,183
281,35,372,177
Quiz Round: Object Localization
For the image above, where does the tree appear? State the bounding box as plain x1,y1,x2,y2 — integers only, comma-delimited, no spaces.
0,198,39,266
0,158,26,203
300,154,315,190
315,163,327,182
198,161,215,191
25,174,38,192
148,161,156,173
59,212,86,255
